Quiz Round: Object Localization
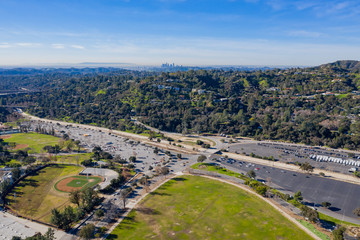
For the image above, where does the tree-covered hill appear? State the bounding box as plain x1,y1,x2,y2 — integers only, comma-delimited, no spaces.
3,61,360,149
319,60,360,73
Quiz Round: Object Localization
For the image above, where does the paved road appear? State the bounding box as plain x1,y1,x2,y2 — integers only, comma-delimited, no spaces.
213,155,360,220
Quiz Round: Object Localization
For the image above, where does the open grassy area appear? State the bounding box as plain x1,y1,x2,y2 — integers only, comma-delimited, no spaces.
194,163,359,231
2,132,61,153
191,162,246,180
55,153,92,164
108,175,313,240
297,220,330,240
6,164,83,224
336,93,349,99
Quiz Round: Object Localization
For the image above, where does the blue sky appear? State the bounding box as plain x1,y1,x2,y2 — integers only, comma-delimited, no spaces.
1,0,360,66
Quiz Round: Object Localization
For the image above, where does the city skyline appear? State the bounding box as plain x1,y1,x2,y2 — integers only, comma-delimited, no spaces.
1,0,360,66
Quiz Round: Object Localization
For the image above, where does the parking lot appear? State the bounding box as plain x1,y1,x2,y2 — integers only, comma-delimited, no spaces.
228,142,360,175
212,154,360,219
0,213,36,239
0,211,72,240
26,120,198,175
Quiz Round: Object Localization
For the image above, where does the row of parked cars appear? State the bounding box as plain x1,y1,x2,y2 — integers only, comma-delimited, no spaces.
309,154,360,167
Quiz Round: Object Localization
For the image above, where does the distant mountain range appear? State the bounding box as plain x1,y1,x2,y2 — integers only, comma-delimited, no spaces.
319,60,360,72
0,67,131,76
0,60,359,75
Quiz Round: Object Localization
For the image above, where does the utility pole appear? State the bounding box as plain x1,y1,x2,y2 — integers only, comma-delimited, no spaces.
14,192,17,216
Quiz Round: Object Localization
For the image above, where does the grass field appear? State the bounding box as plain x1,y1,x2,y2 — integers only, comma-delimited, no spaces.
55,153,92,164
191,162,246,180
68,178,88,187
2,132,61,153
108,175,313,240
7,164,83,223
297,220,330,240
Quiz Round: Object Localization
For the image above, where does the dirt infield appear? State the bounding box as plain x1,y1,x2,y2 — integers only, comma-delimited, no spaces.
55,175,104,193
56,177,83,192
0,135,12,139
14,144,29,149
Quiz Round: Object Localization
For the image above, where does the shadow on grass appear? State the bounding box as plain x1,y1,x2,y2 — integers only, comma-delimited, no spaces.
156,177,188,191
172,177,187,182
135,207,161,215
149,192,171,196
105,214,139,236
20,178,39,188
106,234,118,240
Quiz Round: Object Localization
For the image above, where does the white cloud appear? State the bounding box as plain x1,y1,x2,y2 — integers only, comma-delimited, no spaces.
0,42,11,48
288,30,323,38
71,45,85,49
243,0,259,3
51,43,65,49
294,1,318,10
266,0,288,10
158,0,187,2
15,42,41,47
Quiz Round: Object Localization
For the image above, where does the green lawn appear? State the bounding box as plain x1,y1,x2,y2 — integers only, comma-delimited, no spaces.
67,178,88,187
55,153,92,164
336,93,349,99
3,132,61,153
7,164,83,223
297,220,330,240
192,162,247,180
194,163,359,230
108,175,314,240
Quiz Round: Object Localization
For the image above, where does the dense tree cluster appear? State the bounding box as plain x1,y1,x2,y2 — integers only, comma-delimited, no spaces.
4,61,360,149
300,205,319,223
332,226,346,240
0,107,10,122
51,188,100,231
11,228,55,240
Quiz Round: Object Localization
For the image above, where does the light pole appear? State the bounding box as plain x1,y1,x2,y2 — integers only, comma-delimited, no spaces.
14,192,17,216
